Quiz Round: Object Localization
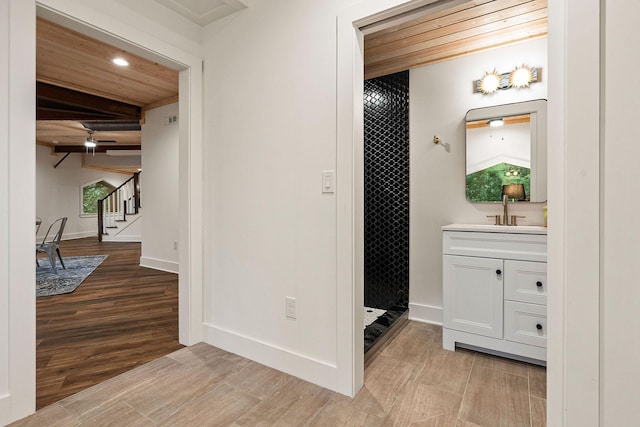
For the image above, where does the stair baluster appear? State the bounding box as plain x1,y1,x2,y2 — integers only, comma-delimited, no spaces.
98,172,141,242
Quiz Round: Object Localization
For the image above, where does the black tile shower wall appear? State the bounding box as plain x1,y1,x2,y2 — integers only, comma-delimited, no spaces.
364,71,410,310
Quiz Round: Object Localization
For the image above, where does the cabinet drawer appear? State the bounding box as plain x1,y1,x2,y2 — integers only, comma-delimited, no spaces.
443,231,547,261
504,260,547,305
504,301,547,348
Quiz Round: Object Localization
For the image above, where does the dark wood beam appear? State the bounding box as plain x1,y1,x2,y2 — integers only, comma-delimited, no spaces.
37,82,141,121
54,145,140,153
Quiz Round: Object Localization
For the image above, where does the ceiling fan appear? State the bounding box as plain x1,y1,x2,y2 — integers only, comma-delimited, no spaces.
84,129,116,146
83,128,117,155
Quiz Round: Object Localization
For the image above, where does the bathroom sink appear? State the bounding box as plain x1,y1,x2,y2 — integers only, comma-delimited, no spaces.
441,223,547,234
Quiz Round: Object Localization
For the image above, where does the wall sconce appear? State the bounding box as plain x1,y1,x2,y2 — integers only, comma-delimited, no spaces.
474,65,540,94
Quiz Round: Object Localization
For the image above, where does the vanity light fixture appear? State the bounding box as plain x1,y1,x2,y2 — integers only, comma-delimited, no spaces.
488,118,504,127
112,57,129,67
478,70,501,94
474,65,540,94
510,65,535,88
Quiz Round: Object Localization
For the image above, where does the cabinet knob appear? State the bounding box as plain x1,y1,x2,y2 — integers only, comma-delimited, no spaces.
536,324,543,330
496,269,502,275
536,281,543,287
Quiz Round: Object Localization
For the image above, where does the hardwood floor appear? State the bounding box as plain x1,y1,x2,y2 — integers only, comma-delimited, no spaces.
19,321,546,426
36,238,183,410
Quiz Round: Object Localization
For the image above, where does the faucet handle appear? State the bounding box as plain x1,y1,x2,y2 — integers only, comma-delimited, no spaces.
487,215,502,225
510,215,526,226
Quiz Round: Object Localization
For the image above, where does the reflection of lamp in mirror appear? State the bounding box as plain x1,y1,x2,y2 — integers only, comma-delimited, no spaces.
502,183,526,201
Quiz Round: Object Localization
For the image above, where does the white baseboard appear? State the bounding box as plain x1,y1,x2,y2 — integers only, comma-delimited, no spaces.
37,231,97,241
139,256,179,274
203,323,338,392
0,393,15,426
409,303,443,325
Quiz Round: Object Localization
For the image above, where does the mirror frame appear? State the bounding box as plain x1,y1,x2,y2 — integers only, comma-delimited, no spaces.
465,99,548,203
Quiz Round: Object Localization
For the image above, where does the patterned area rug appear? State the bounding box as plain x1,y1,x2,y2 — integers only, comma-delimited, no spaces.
36,255,108,297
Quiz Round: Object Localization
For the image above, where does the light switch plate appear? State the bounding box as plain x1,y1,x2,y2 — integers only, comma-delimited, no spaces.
285,296,296,319
322,170,335,193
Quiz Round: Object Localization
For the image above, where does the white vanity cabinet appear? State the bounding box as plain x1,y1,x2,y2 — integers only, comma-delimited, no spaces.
442,225,547,363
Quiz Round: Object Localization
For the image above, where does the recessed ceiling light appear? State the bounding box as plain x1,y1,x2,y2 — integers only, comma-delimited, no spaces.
112,57,129,67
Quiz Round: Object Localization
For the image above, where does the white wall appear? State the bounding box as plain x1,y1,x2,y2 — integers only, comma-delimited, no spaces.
0,0,36,424
203,0,340,390
601,1,640,425
409,38,548,324
140,102,180,273
547,0,601,424
36,145,132,240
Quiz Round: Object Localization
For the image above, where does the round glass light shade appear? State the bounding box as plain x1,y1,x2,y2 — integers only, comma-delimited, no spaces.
480,71,501,94
510,66,534,88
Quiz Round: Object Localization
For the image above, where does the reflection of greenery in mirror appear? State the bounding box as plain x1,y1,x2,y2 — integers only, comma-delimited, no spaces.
466,163,530,202
465,99,548,203
82,180,115,214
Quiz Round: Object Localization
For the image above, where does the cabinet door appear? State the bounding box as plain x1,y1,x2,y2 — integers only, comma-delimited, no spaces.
443,255,504,339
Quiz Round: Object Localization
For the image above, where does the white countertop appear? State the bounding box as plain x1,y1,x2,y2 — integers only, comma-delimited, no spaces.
442,223,548,235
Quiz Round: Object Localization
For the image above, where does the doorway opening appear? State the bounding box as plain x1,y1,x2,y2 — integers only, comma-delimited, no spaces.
363,70,410,359
33,5,197,409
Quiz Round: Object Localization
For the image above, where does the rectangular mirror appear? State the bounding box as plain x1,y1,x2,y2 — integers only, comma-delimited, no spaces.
465,99,547,203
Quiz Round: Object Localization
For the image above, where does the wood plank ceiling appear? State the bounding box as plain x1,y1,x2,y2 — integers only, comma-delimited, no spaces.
37,18,178,108
364,0,548,80
36,17,179,149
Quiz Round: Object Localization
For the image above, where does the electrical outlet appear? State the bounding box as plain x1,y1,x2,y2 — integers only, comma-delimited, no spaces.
172,241,178,250
285,296,296,319
164,115,178,126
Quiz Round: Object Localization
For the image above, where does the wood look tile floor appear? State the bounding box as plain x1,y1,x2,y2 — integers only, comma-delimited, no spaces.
35,238,183,410
16,321,546,426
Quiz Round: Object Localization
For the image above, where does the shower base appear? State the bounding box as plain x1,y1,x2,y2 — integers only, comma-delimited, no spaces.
363,305,408,354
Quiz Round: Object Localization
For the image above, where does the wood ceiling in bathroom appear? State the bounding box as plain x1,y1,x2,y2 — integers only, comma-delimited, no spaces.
364,0,548,80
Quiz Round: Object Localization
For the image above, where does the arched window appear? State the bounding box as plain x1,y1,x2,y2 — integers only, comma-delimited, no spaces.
81,179,115,215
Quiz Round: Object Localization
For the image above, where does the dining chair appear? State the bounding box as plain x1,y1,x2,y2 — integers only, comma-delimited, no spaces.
36,217,67,274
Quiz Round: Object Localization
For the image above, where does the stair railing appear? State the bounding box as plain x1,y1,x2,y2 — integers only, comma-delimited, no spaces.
98,172,140,241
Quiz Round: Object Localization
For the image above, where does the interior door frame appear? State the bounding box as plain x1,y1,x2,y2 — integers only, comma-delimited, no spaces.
4,1,204,422
336,0,451,397
34,1,205,345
